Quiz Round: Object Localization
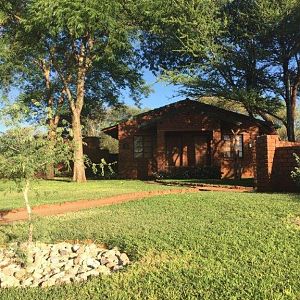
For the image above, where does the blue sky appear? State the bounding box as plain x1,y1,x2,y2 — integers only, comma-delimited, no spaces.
127,70,181,108
0,71,181,132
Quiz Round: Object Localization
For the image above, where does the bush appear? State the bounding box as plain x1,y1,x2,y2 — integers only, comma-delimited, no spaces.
86,158,118,179
156,166,221,180
291,153,300,186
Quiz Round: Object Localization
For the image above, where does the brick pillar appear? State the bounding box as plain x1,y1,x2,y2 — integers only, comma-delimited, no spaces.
156,130,166,172
255,135,279,191
252,139,257,187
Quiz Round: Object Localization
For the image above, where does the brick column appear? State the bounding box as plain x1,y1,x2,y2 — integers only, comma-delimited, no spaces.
255,135,279,191
252,139,257,187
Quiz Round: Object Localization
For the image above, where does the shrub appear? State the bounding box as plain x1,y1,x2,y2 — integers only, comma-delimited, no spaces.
291,153,300,186
0,127,71,243
86,158,118,179
156,166,221,180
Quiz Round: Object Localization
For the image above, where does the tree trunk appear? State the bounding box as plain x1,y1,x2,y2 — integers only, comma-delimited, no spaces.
72,110,86,183
23,180,33,244
41,60,65,178
71,44,88,183
282,59,296,141
286,83,297,142
289,64,300,142
55,41,90,183
46,123,57,179
286,98,296,142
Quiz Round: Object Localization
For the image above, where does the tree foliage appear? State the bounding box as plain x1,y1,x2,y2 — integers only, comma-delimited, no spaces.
256,0,300,141
291,153,300,188
82,105,150,154
142,0,300,141
140,0,224,70
0,127,66,182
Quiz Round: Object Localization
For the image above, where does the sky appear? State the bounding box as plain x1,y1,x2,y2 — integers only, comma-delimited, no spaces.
0,71,181,132
126,70,181,108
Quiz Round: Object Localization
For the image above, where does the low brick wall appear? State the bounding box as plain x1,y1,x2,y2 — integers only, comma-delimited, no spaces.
255,135,300,192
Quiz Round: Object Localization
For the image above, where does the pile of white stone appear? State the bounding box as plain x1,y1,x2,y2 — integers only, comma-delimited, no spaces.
0,242,130,288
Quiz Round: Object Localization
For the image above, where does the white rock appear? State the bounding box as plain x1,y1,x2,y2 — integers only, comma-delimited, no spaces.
21,278,33,287
32,271,43,280
100,257,109,265
50,271,65,280
1,265,19,276
119,253,130,265
72,244,80,252
49,257,60,265
86,258,100,269
58,249,68,256
41,278,56,288
0,274,20,288
14,269,27,280
0,242,129,288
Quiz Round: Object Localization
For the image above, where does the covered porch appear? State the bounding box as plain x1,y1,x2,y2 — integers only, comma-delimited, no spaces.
164,131,212,169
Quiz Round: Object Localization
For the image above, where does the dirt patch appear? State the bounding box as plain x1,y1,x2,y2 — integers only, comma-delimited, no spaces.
0,189,197,224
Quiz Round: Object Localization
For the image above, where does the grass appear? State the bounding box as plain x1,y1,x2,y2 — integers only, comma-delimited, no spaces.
157,178,254,187
0,179,176,210
0,190,300,299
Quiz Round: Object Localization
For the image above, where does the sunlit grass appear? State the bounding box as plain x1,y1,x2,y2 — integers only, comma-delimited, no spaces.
0,191,299,299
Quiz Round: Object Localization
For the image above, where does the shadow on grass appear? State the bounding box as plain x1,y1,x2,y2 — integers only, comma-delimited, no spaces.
0,225,19,242
156,178,254,187
46,177,73,183
278,193,300,203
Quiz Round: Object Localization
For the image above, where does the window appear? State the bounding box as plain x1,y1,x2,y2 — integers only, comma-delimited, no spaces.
134,136,153,159
122,142,129,150
223,134,243,158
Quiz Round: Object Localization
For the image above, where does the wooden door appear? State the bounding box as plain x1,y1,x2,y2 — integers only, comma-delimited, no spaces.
166,135,182,167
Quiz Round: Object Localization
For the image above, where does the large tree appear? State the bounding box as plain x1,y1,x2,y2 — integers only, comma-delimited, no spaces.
171,0,284,120
141,0,300,141
257,0,300,141
0,0,149,182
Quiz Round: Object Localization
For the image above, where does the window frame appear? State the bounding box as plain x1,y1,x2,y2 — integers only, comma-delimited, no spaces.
133,135,153,159
222,134,244,159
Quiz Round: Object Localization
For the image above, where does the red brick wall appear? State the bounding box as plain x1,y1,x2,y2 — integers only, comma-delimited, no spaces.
255,135,300,192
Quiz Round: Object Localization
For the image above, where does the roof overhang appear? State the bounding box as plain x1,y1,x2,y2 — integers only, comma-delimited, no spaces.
102,125,118,139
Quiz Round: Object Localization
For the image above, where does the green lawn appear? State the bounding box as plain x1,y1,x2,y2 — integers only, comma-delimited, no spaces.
0,190,300,299
0,179,176,210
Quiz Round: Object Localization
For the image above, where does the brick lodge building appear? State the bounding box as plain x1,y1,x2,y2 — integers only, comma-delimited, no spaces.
102,99,276,179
